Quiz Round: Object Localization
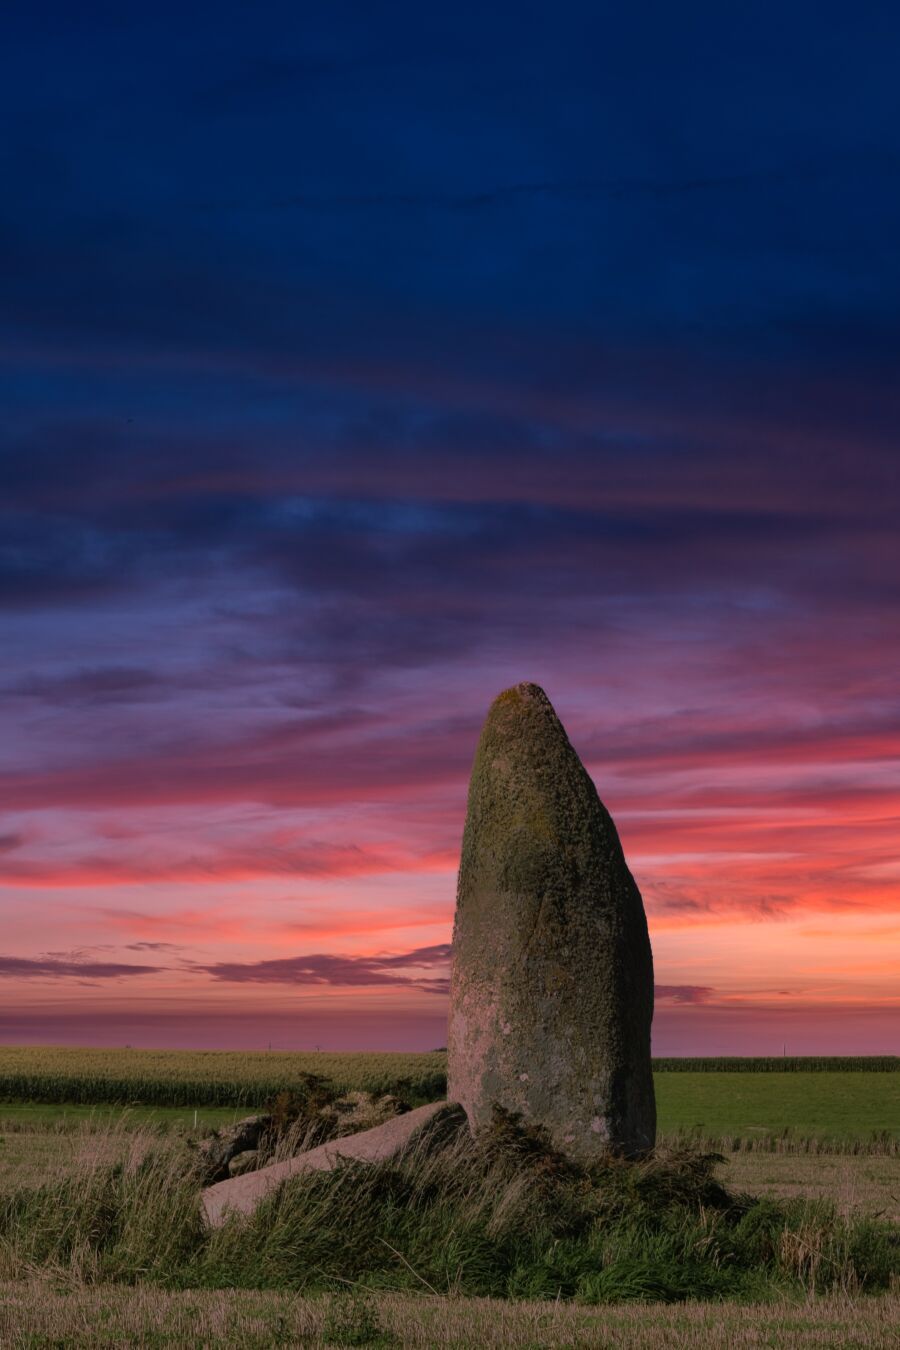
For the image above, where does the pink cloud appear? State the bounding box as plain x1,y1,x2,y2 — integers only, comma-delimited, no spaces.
0,841,456,887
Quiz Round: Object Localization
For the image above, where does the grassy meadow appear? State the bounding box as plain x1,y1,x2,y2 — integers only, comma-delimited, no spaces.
655,1072,900,1146
0,1048,896,1347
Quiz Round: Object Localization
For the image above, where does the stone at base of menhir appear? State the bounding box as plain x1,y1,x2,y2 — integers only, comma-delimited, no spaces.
227,1149,259,1176
448,683,655,1160
201,1100,466,1226
197,1114,271,1183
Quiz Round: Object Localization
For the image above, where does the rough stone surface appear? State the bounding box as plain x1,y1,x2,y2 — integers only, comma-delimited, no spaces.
448,682,655,1160
319,1091,408,1137
227,1149,259,1177
197,1114,271,1183
201,1100,465,1227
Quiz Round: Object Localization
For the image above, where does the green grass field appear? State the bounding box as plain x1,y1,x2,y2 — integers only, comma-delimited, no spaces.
0,1101,243,1130
655,1071,900,1143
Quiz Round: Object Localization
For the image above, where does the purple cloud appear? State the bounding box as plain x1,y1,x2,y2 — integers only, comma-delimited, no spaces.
6,666,165,705
654,984,716,1004
0,955,159,979
197,943,452,994
124,941,186,952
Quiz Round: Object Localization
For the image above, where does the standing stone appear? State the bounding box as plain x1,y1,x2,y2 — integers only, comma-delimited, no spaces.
448,683,655,1160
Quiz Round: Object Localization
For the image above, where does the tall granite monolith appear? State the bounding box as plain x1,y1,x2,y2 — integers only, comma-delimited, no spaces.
447,683,655,1159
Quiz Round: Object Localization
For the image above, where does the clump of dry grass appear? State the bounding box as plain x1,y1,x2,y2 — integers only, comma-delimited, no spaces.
0,1125,199,1284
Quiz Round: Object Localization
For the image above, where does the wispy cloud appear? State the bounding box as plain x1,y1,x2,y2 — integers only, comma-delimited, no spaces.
654,984,715,1004
124,941,185,952
0,840,456,887
0,955,158,980
5,666,166,705
196,943,452,994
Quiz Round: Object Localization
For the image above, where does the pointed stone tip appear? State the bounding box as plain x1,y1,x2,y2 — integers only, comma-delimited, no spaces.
480,683,569,750
479,682,570,763
489,681,553,711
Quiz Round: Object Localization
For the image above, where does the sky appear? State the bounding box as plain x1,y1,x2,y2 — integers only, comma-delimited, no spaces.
1,2,898,1053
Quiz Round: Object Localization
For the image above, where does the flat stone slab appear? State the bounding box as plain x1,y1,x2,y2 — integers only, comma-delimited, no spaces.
201,1100,464,1226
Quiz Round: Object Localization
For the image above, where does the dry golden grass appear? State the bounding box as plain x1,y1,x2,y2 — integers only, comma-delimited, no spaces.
0,1283,897,1347
0,1123,167,1194
0,1130,125,1193
721,1152,900,1222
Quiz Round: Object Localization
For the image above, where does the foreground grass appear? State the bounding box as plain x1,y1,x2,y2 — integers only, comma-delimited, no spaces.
1,1284,898,1348
3,1128,897,1225
0,1122,896,1304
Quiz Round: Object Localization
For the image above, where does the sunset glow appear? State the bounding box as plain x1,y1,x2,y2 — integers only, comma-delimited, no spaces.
2,6,898,1054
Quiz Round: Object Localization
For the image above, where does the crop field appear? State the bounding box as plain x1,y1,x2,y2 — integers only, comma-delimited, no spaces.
651,1056,898,1072
0,1045,449,1107
0,1047,897,1147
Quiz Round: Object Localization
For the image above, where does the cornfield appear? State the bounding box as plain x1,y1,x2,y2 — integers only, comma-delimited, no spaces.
0,1046,447,1107
650,1057,898,1073
0,1047,894,1108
